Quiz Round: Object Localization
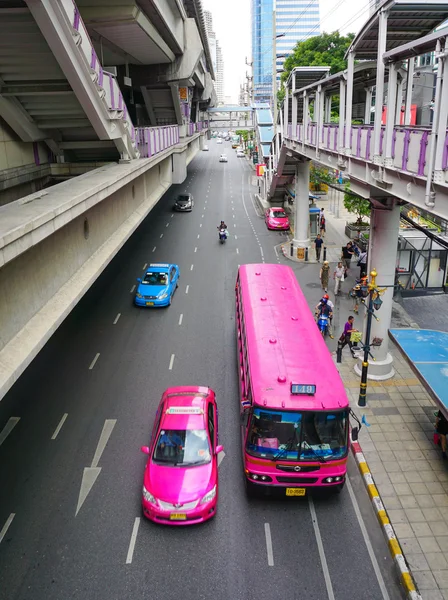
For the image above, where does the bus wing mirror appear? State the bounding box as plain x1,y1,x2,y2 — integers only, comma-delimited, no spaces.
351,427,359,442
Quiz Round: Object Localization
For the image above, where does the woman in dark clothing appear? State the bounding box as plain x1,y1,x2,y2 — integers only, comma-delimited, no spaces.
436,410,448,459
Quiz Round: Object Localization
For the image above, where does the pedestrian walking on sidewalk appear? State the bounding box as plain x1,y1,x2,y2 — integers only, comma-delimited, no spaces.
357,251,368,278
341,242,354,275
338,316,358,358
334,261,345,295
320,215,326,237
314,234,324,262
435,410,448,460
320,261,330,291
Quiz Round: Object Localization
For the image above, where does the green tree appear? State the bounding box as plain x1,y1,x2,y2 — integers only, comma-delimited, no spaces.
278,31,355,106
343,183,371,225
309,164,334,191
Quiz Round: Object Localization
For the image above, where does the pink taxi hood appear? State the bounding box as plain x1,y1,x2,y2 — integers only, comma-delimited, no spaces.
146,460,215,503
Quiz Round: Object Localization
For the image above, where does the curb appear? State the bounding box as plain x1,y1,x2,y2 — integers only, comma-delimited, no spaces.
351,441,422,600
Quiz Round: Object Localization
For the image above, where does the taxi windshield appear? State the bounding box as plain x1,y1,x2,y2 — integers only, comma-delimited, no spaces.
153,429,211,466
142,272,168,285
272,210,287,218
245,408,348,461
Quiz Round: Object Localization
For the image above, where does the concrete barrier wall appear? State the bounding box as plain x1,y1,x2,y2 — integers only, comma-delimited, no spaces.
0,142,196,399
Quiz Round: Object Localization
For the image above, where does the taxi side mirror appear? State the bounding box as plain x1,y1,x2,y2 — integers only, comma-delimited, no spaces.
351,427,359,442
216,444,224,454
137,277,142,283
140,446,150,454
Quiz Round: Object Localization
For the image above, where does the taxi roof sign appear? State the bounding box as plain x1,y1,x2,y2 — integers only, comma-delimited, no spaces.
166,407,204,415
150,263,170,268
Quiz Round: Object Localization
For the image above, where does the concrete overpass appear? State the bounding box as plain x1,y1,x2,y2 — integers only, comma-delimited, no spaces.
267,0,448,380
0,0,215,399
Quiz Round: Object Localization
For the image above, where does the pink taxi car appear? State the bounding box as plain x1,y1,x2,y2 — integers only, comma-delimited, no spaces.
265,207,290,230
141,386,223,525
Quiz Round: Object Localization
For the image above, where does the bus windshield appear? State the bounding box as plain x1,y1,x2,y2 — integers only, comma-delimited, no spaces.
245,408,348,461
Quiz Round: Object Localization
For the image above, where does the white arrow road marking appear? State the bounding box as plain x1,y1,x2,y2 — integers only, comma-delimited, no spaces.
126,517,141,564
91,419,116,468
0,417,20,447
76,419,116,516
0,513,15,544
76,467,101,516
217,451,226,467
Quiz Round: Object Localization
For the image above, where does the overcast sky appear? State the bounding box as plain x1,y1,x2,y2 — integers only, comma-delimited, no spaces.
202,0,371,101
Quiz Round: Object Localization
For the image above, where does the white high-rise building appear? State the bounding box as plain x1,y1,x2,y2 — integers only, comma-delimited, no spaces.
204,9,224,104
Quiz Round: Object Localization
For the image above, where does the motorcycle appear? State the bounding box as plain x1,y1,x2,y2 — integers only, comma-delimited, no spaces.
317,313,329,337
219,229,228,244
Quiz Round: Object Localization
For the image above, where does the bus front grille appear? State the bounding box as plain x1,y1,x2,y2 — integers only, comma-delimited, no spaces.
276,476,319,484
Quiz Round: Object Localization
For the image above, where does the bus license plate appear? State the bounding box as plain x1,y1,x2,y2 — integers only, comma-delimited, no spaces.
146,302,154,306
286,488,306,497
170,513,186,520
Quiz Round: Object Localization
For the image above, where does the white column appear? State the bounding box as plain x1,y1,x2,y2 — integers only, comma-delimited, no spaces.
338,78,346,152
292,161,311,250
384,62,398,167
292,90,298,138
284,86,289,135
344,51,355,155
373,9,389,163
302,91,309,150
325,95,332,122
434,55,448,178
364,88,372,124
355,202,400,380
395,75,403,125
404,57,414,126
315,85,322,153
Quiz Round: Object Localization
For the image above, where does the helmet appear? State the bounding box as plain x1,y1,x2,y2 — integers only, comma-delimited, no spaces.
321,298,328,305
323,294,329,300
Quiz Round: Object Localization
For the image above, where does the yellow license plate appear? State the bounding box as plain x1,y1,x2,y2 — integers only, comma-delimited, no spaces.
286,488,306,497
170,513,186,520
146,302,154,306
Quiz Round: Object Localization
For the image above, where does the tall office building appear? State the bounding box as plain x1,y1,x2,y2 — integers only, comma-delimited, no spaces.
204,9,224,104
251,0,320,105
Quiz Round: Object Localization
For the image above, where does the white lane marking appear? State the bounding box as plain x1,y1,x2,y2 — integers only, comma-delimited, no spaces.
235,235,238,240
152,246,156,253
171,214,174,218
166,223,169,228
160,233,163,238
309,497,335,600
264,523,274,566
89,353,100,370
113,313,121,325
233,215,235,219
190,264,194,271
346,477,391,599
130,285,136,294
91,420,117,469
202,214,204,218
0,417,20,447
185,285,189,294
200,223,202,228
197,234,200,239
233,224,236,228
217,451,226,467
169,354,175,370
236,248,239,254
76,467,101,516
142,263,147,271
178,314,183,326
194,247,197,253
51,413,68,440
126,518,141,564
0,514,15,544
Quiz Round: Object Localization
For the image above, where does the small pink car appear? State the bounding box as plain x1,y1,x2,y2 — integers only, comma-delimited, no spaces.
141,386,223,525
265,207,290,230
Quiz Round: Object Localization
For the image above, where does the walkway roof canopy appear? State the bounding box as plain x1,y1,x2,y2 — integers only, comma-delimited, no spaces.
346,0,448,60
287,66,331,94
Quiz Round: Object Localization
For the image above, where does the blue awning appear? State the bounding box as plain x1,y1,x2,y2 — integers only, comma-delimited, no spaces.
261,143,271,158
256,109,273,125
258,126,274,143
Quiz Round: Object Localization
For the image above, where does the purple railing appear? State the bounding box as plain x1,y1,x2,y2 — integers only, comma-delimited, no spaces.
136,126,180,159
285,122,436,177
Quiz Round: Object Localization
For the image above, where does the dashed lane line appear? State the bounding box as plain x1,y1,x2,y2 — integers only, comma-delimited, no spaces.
309,497,335,600
0,417,20,447
264,523,274,566
142,263,147,271
178,314,183,325
185,285,189,294
152,247,156,253
126,518,140,564
113,313,121,325
89,353,100,370
169,354,175,370
0,514,15,544
51,413,68,440
130,285,136,294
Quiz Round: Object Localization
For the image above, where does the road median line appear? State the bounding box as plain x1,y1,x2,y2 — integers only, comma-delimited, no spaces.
351,440,422,600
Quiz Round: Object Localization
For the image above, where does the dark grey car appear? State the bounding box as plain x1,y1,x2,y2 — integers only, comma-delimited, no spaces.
173,193,194,212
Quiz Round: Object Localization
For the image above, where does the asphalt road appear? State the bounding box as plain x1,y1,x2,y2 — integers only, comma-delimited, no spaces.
0,140,405,600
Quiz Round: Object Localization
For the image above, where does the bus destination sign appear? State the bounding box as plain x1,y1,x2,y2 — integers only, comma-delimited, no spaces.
290,383,316,395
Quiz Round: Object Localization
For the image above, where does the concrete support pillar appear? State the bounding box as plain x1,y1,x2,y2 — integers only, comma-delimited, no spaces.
344,51,355,155
434,55,448,177
373,9,389,163
292,90,298,138
364,88,372,124
292,161,311,250
172,151,187,184
355,201,400,380
404,57,415,126
395,76,404,125
199,135,204,150
338,79,346,152
284,86,289,135
324,95,332,122
384,63,398,167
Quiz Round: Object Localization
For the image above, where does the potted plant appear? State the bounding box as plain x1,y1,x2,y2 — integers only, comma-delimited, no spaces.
343,183,371,239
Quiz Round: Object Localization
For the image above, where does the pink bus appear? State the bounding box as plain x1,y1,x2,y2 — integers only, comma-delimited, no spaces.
235,264,360,496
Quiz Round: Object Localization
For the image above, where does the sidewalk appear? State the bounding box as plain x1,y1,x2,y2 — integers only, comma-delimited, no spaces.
280,195,447,599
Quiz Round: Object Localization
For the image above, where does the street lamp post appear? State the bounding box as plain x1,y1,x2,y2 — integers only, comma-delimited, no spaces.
358,269,386,407
272,9,285,128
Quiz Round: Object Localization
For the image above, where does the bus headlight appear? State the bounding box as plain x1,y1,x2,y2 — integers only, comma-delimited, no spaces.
323,476,344,484
248,473,272,482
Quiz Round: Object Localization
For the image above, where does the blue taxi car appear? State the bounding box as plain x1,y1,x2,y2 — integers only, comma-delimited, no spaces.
135,263,180,307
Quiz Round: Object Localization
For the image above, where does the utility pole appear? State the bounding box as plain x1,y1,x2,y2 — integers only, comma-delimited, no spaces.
272,8,285,132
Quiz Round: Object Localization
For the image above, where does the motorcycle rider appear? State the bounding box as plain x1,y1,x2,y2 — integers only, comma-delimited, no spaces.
217,220,228,240
314,297,334,338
